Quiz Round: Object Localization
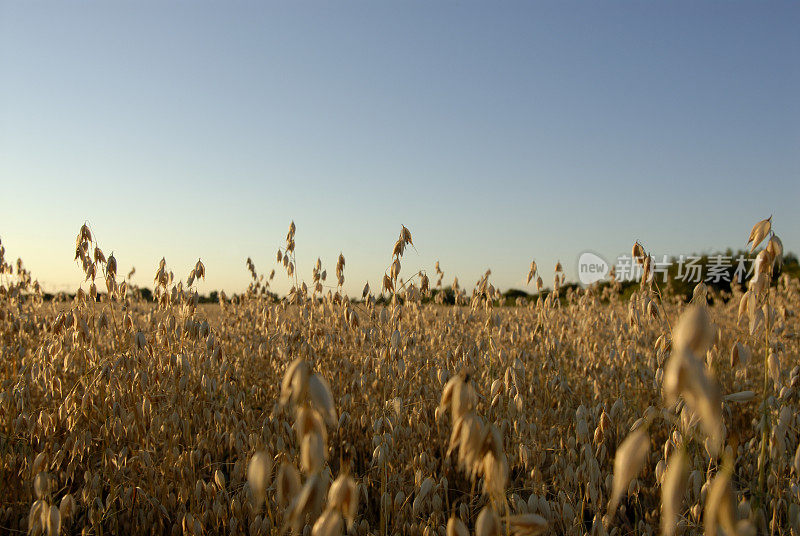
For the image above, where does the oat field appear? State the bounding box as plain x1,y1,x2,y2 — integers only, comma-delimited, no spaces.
0,219,797,536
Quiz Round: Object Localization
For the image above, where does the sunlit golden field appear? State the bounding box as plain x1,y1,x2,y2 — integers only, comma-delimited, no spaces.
0,220,797,536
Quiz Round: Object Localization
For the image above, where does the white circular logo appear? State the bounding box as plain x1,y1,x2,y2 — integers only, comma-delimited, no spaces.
577,252,610,284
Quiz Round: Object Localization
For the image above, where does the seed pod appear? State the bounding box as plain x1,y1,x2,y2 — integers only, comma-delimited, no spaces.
301,432,325,473
526,261,537,285
475,505,501,536
401,225,413,245
28,499,47,535
287,474,326,534
34,472,50,499
59,494,76,521
106,253,117,277
508,513,548,535
308,373,337,427
277,462,301,507
661,448,688,536
632,242,645,264
730,343,751,368
747,216,771,252
311,508,342,536
608,429,649,514
755,249,775,276
328,474,358,529
765,234,783,267
46,505,60,536
281,358,310,406
723,391,755,403
247,451,273,508
673,306,714,354
704,470,738,536
383,274,394,293
214,469,226,491
417,477,434,506
32,452,47,474
447,516,469,536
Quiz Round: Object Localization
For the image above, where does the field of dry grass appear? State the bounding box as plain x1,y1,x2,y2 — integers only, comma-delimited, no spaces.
0,220,798,535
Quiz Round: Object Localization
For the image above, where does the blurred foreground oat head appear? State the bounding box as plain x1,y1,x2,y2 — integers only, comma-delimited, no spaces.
0,218,798,536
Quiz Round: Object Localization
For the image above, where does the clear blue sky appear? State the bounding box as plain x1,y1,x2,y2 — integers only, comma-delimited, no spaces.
1,1,798,295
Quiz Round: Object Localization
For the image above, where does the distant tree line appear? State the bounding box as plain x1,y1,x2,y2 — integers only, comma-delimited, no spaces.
41,250,799,305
